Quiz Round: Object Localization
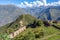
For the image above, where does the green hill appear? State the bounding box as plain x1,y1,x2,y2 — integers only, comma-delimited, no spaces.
0,14,38,34
0,14,60,40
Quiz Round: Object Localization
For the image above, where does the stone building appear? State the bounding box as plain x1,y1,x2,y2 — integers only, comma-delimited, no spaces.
9,21,26,38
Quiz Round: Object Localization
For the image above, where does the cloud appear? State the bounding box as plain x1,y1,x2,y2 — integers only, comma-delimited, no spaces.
41,0,47,5
19,2,27,8
24,1,33,7
19,1,43,8
19,0,60,8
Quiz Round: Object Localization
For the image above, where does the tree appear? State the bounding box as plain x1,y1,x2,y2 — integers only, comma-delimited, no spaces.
37,20,42,26
43,21,50,27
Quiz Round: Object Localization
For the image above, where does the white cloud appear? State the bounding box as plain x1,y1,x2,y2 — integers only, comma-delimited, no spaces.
36,1,43,5
33,1,37,6
19,2,26,8
24,1,33,7
41,0,47,5
19,1,44,8
19,0,60,8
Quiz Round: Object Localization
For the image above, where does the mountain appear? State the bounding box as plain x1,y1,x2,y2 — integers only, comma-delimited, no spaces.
25,6,60,20
0,5,27,27
0,5,60,26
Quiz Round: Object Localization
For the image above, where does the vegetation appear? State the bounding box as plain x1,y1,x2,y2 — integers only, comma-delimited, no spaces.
45,33,60,40
0,14,60,40
0,33,11,40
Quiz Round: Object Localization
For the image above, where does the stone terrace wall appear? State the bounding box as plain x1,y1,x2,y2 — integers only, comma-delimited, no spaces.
9,26,26,38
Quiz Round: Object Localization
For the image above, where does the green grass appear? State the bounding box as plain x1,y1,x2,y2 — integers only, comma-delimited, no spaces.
45,34,60,40
12,26,43,40
12,25,60,40
43,26,60,36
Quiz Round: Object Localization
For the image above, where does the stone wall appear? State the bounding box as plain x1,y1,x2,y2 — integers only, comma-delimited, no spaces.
9,26,26,38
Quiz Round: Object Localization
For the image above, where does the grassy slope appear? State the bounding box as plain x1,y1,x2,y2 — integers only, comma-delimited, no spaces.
12,25,60,40
45,34,60,40
0,14,36,34
0,14,60,40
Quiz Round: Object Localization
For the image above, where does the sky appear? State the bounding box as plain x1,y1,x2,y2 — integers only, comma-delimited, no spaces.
0,0,60,8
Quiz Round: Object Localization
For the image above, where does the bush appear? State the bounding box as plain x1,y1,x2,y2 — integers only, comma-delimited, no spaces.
0,33,11,40
43,21,50,27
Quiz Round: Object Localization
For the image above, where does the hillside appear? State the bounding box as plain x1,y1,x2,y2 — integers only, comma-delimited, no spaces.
0,14,60,40
0,14,37,34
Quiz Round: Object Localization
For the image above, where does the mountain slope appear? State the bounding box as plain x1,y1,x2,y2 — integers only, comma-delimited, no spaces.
0,5,27,27
0,5,60,26
0,14,37,34
25,6,60,20
0,14,60,40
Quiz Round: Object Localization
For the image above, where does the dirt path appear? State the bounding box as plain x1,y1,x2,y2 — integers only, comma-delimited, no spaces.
38,32,60,40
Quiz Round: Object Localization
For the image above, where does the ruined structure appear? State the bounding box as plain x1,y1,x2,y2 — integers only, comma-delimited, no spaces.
9,21,26,38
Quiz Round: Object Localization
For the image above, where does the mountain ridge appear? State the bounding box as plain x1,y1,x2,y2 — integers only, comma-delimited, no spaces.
0,5,60,26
